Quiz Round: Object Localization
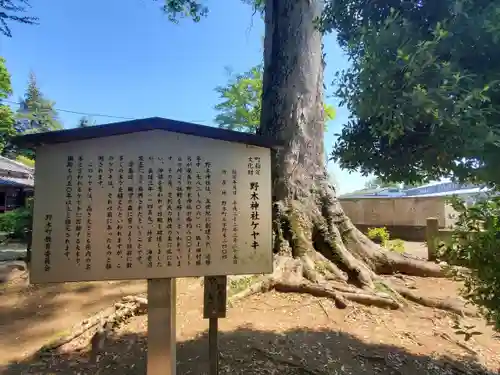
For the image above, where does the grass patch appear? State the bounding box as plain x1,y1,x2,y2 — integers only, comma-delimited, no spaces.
228,275,259,296
387,239,406,253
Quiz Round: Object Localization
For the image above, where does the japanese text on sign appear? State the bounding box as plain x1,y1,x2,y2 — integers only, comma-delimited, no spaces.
30,130,273,283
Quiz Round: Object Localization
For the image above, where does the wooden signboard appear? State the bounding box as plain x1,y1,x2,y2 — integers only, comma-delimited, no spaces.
15,117,277,375
29,127,272,284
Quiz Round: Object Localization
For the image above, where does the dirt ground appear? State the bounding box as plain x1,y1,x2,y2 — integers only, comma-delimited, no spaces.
1,242,499,374
401,241,428,260
0,272,146,364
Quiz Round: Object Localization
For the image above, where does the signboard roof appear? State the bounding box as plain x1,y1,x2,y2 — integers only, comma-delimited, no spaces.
13,117,280,150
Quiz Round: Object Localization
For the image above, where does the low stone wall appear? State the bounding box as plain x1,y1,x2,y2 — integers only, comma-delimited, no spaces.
340,196,456,227
340,196,457,241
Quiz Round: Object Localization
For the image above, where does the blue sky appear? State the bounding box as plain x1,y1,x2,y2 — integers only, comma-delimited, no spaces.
0,0,368,194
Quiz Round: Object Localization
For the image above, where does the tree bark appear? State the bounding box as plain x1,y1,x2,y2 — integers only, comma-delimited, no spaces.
261,0,326,202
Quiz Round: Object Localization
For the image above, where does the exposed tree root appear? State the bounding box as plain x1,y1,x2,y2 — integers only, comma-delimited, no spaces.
338,290,401,310
228,262,402,310
273,282,347,308
391,284,478,317
39,306,116,353
228,276,274,304
38,295,148,354
229,189,471,316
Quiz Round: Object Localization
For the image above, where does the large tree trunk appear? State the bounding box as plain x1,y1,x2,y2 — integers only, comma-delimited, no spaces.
232,0,469,313
260,0,326,202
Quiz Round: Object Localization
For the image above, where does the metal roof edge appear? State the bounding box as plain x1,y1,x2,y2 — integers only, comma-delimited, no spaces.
12,117,282,150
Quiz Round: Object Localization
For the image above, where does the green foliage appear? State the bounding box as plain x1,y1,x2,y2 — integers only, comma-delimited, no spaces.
0,57,15,154
214,65,336,133
324,106,336,124
228,275,259,296
159,0,264,22
0,0,38,37
0,1,38,155
215,66,263,133
241,0,264,16
451,316,483,341
15,154,34,167
16,71,63,134
367,227,404,252
0,205,32,240
387,239,405,253
441,194,500,329
0,57,13,97
367,227,390,246
1,71,62,159
78,116,96,128
324,0,500,186
156,0,208,22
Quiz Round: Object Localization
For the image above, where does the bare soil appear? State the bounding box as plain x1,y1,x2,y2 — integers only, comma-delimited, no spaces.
401,241,429,260
0,271,145,365
1,243,499,374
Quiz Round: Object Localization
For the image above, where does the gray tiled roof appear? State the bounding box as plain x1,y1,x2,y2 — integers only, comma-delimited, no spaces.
0,176,34,187
0,156,33,174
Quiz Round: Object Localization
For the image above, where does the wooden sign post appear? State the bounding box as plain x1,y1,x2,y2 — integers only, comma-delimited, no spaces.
147,278,177,375
203,276,227,375
14,117,276,374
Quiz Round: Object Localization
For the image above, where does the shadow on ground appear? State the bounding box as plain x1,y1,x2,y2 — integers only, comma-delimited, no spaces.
3,325,497,375
0,277,145,354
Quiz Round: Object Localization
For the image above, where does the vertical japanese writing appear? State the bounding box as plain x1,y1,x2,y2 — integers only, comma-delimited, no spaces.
185,156,193,266
137,156,145,265
105,156,114,270
195,156,203,266
166,159,174,266
248,156,260,252
156,160,164,267
146,159,154,268
108,156,114,187
65,156,73,259
105,156,115,269
75,156,84,266
44,214,52,272
232,169,239,264
221,169,228,261
116,156,125,268
254,156,261,176
250,181,260,251
126,159,135,269
247,157,254,176
204,161,212,266
175,157,183,267
98,155,104,187
85,160,93,270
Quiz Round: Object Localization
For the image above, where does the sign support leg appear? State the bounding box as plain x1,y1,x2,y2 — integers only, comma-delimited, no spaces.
147,278,177,375
209,316,219,375
203,275,227,375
